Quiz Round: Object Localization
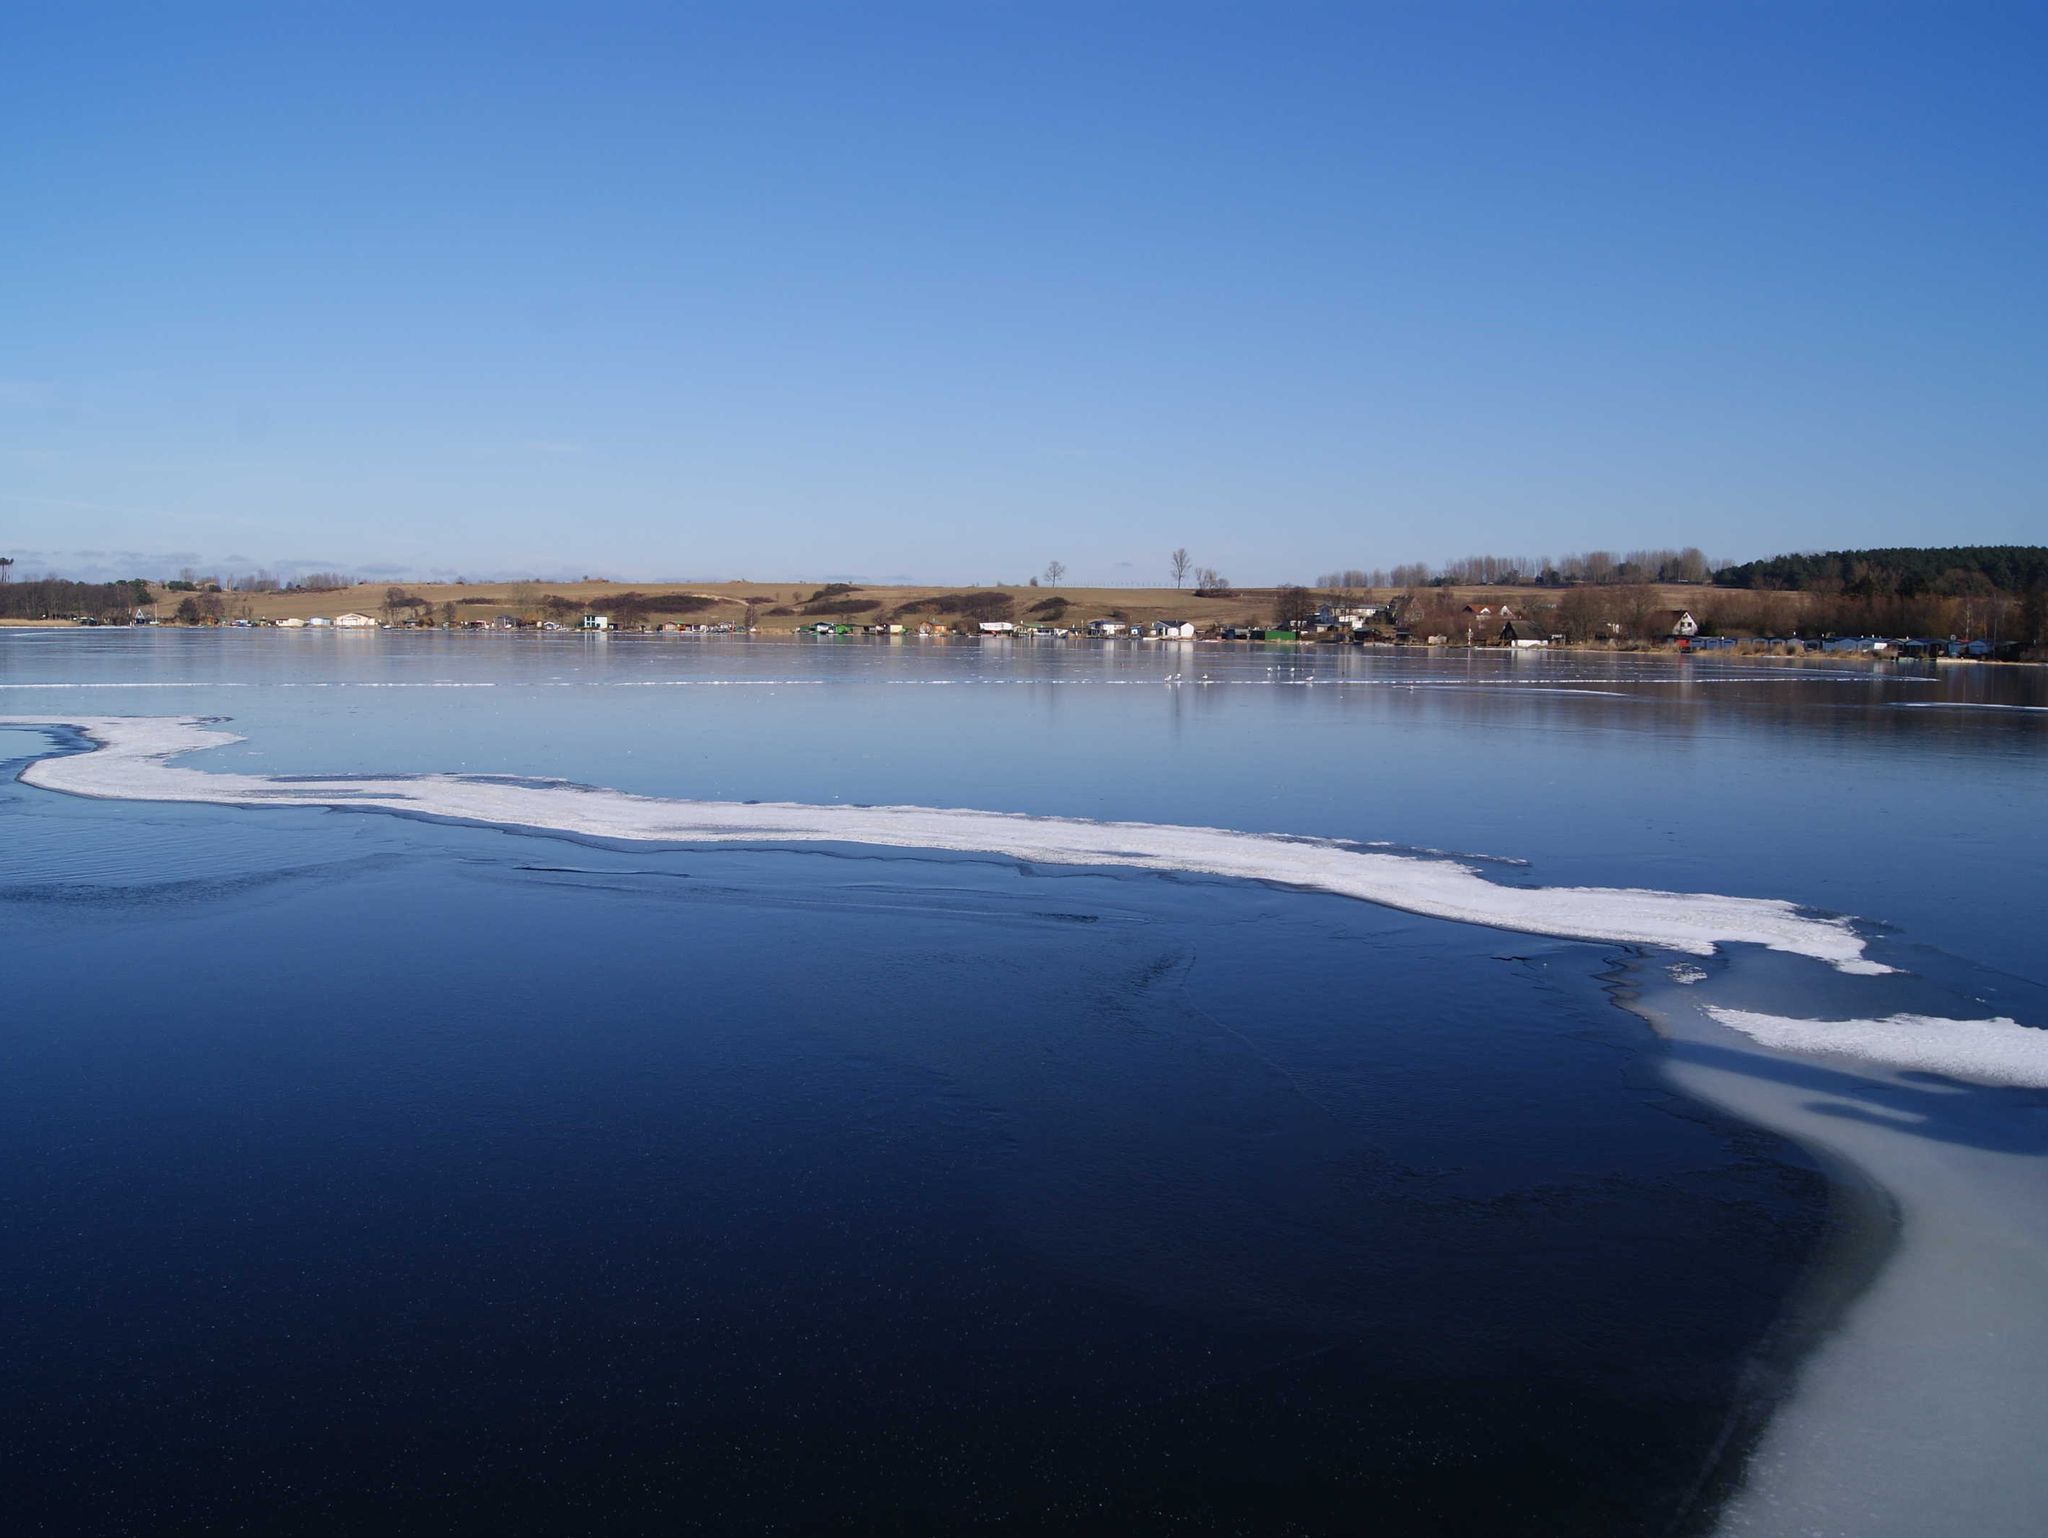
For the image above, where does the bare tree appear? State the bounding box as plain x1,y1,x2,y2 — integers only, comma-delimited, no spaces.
1272,585,1314,626
1169,548,1192,588
1044,560,1066,587
1615,584,1659,641
0,555,14,583
1557,586,1618,643
2020,584,2047,651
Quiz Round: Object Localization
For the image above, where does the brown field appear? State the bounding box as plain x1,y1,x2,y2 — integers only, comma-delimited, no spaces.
133,578,1732,632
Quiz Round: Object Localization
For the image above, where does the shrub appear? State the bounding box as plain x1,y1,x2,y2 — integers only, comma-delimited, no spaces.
592,591,720,622
896,592,1014,621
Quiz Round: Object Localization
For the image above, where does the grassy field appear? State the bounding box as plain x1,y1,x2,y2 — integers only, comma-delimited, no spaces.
132,578,1728,631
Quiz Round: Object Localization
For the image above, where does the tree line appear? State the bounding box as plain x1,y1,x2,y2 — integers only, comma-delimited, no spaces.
1317,548,1715,590
164,568,352,594
1300,576,2043,648
0,576,153,622
1711,545,2048,595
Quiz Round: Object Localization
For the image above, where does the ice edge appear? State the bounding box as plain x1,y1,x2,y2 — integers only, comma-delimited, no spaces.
2,714,1889,975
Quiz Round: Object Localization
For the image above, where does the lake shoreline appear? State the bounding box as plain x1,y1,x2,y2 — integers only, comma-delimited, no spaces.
8,621,2044,666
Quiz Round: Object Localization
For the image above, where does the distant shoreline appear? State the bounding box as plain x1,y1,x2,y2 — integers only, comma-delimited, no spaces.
7,573,2034,659
4,619,2040,666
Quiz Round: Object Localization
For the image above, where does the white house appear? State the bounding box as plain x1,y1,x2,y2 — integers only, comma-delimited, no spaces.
582,614,611,630
306,616,332,628
1087,619,1127,637
332,611,378,628
1649,609,1700,639
977,620,1016,635
274,616,307,628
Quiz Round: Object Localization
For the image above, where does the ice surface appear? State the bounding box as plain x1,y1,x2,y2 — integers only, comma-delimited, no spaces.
1650,991,2048,1538
1704,1007,2048,1088
14,712,2047,1537
1891,701,2048,714
2,714,1889,973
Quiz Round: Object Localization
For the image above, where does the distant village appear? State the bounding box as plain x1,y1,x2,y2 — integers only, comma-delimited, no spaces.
3,543,2043,659
96,592,2029,660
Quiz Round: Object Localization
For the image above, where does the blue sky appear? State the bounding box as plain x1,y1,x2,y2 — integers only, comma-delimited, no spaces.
3,2,2042,584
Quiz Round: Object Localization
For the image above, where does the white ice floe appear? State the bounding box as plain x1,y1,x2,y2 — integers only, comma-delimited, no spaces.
1704,1006,2048,1087
1652,991,2048,1538
0,714,1891,973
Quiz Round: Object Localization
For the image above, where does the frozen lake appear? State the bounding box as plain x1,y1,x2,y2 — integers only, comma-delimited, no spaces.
3,629,2044,1535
